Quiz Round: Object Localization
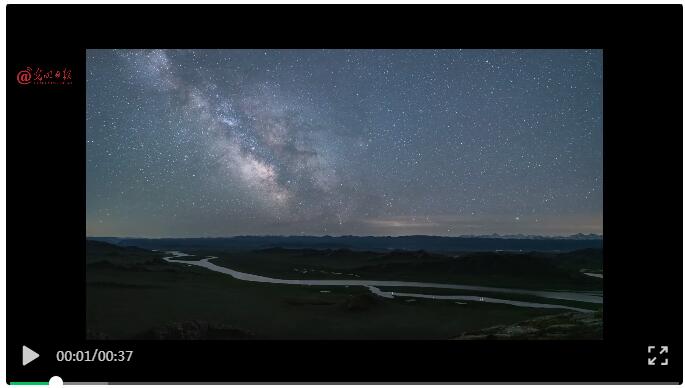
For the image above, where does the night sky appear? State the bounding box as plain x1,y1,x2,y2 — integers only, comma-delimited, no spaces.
86,49,602,238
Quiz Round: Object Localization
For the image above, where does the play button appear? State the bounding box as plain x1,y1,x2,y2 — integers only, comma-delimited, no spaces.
22,346,39,366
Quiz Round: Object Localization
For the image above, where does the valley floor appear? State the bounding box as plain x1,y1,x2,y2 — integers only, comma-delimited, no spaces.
86,241,603,340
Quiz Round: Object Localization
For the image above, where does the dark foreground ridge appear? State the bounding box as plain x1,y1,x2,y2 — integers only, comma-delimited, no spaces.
453,310,603,340
135,320,256,340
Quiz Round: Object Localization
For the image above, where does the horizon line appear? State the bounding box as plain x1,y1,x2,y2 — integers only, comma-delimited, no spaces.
85,233,603,239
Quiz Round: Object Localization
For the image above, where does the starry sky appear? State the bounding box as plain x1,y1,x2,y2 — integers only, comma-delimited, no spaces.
86,49,602,238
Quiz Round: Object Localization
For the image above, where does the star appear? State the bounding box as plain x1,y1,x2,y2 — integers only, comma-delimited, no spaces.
87,49,603,237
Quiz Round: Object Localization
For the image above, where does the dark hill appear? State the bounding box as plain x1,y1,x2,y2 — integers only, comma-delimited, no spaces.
554,248,603,272
350,249,602,289
86,239,163,265
89,235,602,252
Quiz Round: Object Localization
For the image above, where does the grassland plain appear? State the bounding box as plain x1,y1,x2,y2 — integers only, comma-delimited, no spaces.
86,240,602,340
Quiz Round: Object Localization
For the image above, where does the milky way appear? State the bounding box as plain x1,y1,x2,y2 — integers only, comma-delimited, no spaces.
86,49,602,237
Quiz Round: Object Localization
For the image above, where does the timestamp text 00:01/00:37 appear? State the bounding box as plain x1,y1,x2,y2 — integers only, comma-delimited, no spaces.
55,350,133,362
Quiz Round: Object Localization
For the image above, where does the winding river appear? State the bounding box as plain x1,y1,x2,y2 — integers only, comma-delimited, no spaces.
162,251,602,313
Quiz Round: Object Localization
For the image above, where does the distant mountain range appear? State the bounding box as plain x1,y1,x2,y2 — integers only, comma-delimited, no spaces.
87,234,602,252
458,233,603,240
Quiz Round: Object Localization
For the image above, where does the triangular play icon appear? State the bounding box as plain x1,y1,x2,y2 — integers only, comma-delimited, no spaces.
22,346,39,366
